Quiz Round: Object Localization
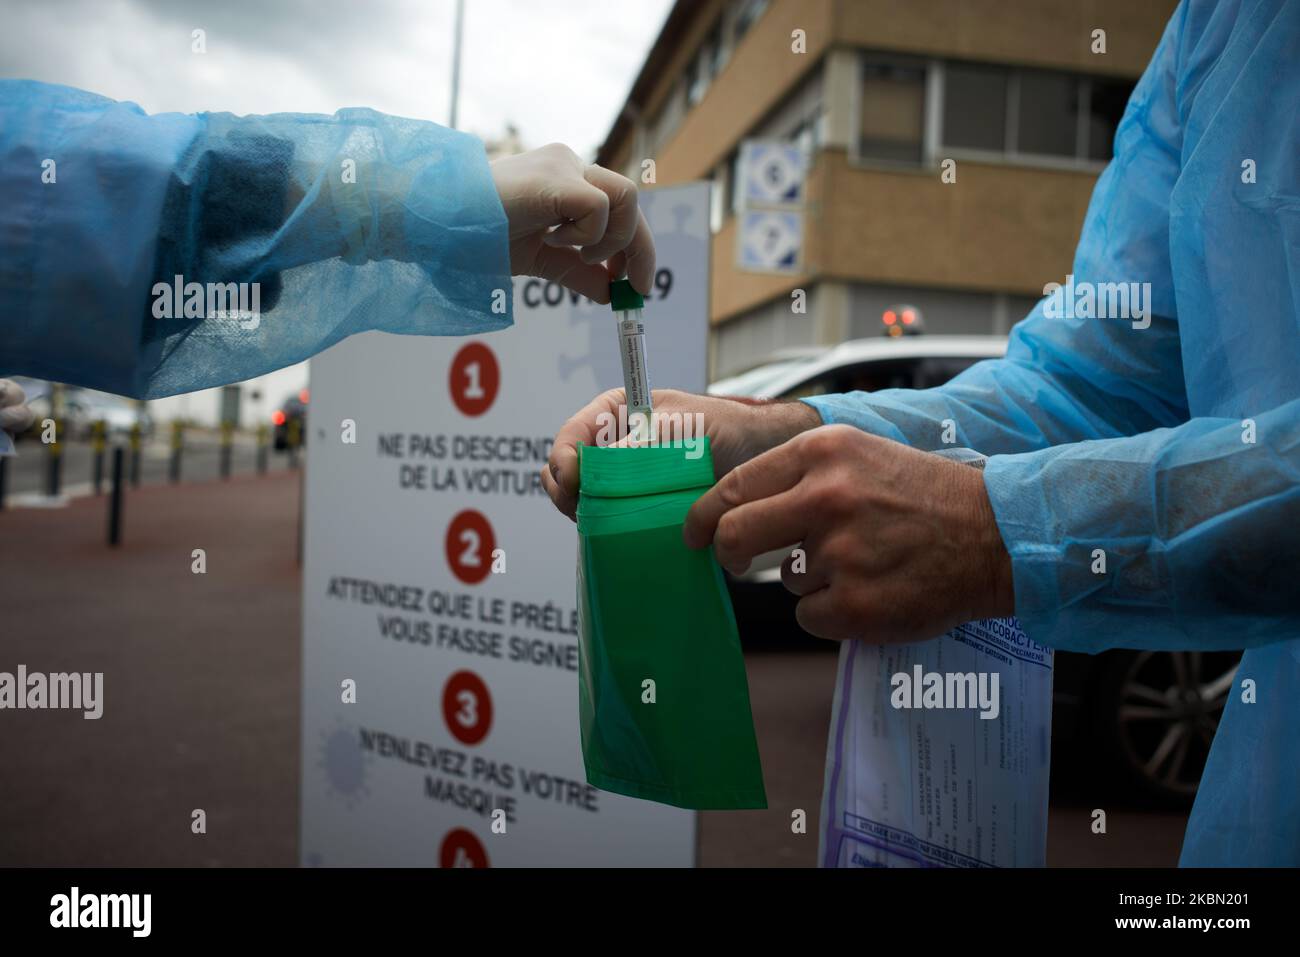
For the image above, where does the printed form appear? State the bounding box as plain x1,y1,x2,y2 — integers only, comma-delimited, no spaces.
819,618,1053,867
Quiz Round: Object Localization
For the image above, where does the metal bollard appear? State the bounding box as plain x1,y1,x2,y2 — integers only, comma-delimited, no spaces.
91,419,107,493
220,421,233,479
169,420,183,483
296,458,305,566
108,446,125,546
256,423,268,475
288,417,301,470
46,418,62,498
129,423,142,487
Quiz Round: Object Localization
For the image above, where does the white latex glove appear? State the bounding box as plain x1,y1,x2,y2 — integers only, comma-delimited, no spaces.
491,144,656,303
0,379,36,454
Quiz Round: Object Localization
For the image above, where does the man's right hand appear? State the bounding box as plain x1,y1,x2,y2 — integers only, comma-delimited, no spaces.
542,387,821,521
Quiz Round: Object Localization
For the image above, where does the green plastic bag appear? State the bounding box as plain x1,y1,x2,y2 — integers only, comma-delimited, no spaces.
576,438,767,810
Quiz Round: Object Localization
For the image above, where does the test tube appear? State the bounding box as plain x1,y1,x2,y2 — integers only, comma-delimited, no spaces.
609,279,653,444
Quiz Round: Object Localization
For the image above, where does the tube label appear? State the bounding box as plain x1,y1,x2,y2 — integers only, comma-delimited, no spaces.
618,318,651,412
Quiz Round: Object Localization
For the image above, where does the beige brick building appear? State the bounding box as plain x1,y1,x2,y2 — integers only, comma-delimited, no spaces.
596,0,1178,379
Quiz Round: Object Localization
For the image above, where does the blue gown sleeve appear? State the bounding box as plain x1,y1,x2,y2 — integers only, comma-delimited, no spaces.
983,400,1300,653
803,4,1300,653
0,80,512,399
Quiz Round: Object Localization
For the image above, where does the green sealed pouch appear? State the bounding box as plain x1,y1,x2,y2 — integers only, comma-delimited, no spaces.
576,438,766,810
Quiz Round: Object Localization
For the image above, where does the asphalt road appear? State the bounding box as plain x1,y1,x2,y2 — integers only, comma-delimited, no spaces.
0,470,1189,866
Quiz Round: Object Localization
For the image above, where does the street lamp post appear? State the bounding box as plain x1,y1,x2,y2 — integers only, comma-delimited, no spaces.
449,0,465,130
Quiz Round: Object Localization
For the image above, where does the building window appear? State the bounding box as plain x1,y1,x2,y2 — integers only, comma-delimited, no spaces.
859,59,926,164
710,163,727,234
938,60,1133,166
685,56,707,106
943,63,1007,152
790,113,823,157
727,149,743,215
1086,78,1131,160
1016,69,1078,157
687,24,723,106
734,0,769,42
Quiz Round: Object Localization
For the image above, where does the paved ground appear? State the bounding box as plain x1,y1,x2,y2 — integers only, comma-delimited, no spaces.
0,471,302,866
0,470,1188,866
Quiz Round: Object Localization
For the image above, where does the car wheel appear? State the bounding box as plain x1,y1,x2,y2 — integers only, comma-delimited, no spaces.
1093,650,1239,805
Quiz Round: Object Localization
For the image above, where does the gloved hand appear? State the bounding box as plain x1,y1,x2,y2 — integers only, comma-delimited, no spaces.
0,379,36,452
491,144,656,303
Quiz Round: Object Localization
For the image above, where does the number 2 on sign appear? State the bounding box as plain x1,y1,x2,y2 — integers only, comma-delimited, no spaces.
460,528,481,568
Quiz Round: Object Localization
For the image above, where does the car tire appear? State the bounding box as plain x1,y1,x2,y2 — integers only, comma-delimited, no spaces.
1090,649,1239,807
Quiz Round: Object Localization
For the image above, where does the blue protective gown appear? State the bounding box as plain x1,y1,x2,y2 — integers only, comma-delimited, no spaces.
0,80,512,398
804,0,1298,866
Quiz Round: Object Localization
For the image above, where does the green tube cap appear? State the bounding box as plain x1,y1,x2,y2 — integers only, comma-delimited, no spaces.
609,278,644,311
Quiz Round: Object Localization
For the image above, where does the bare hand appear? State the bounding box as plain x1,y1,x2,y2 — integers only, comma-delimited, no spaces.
542,388,821,520
683,424,1015,643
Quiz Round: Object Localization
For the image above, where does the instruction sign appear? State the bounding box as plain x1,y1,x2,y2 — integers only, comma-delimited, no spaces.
299,183,711,866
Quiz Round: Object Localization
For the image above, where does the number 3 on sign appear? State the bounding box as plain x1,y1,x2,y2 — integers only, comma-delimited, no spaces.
442,671,493,746
456,689,477,729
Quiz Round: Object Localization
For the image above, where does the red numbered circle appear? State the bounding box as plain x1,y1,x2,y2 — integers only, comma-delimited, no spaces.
445,509,496,585
442,670,493,746
449,342,500,417
439,828,489,868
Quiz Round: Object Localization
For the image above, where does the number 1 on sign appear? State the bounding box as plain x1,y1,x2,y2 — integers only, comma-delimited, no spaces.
462,362,485,400
448,343,499,417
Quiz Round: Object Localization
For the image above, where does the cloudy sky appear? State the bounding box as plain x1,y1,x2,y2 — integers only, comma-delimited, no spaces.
0,0,673,158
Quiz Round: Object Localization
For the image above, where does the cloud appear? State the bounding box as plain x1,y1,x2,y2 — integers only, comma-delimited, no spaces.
0,0,671,157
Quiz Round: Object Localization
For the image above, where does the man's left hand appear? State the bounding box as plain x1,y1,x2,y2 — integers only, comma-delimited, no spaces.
683,424,1016,643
